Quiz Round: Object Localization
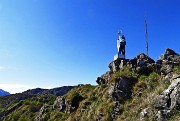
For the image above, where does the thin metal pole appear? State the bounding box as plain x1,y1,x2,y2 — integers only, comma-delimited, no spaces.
145,20,148,56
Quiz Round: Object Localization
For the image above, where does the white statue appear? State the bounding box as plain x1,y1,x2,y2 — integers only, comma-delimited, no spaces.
117,31,126,56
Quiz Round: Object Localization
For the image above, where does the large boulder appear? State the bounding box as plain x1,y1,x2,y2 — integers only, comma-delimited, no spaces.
108,77,136,102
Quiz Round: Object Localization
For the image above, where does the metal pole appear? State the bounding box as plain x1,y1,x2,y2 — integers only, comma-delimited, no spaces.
145,20,148,56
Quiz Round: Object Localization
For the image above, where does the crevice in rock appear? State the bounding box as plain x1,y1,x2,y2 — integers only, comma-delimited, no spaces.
167,88,174,108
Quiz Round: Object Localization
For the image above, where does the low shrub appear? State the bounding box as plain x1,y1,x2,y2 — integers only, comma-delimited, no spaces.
173,66,180,74
70,92,84,108
110,66,138,83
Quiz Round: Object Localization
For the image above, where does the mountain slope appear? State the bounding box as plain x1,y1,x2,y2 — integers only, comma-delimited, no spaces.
0,86,75,120
0,89,10,96
0,48,180,121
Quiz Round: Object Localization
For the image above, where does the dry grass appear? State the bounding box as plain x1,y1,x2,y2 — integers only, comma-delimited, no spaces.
117,71,170,121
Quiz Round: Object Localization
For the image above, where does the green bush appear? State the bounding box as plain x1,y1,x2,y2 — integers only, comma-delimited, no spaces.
29,104,39,112
11,113,20,121
173,66,180,74
110,66,138,83
133,72,160,96
139,75,148,81
70,92,84,108
148,71,160,81
147,71,160,89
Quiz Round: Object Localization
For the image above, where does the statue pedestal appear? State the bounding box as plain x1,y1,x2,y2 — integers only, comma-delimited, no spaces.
114,54,125,60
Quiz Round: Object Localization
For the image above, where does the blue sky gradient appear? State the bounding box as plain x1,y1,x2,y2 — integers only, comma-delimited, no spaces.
0,0,180,93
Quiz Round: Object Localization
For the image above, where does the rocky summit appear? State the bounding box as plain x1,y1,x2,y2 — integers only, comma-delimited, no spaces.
0,48,180,121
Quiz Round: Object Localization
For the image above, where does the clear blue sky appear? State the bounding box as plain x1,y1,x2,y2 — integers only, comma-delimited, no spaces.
0,0,180,94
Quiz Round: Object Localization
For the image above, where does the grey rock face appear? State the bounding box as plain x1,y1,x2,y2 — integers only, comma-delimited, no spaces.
34,104,47,121
109,59,129,73
158,48,180,66
53,97,67,112
111,102,121,120
53,97,75,113
96,77,106,85
157,48,180,83
96,71,112,85
129,53,155,75
153,77,180,121
108,77,135,102
160,64,173,75
129,53,155,67
165,48,177,55
109,59,122,73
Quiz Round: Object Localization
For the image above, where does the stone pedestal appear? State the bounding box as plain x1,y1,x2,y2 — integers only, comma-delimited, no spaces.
114,54,125,60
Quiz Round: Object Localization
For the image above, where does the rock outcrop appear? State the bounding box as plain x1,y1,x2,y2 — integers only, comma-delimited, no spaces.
53,97,68,112
111,101,121,120
34,104,48,121
158,48,180,65
109,53,155,75
53,97,74,113
129,53,155,67
129,53,155,75
108,77,136,102
153,76,180,121
97,53,155,85
96,71,112,85
109,59,129,73
157,48,180,82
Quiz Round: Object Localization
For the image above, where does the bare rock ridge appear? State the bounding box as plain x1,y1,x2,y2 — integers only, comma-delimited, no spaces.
97,48,179,86
97,52,155,85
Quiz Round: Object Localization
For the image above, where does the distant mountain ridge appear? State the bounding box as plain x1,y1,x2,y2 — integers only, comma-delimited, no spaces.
0,89,10,96
22,86,76,96
0,86,75,119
